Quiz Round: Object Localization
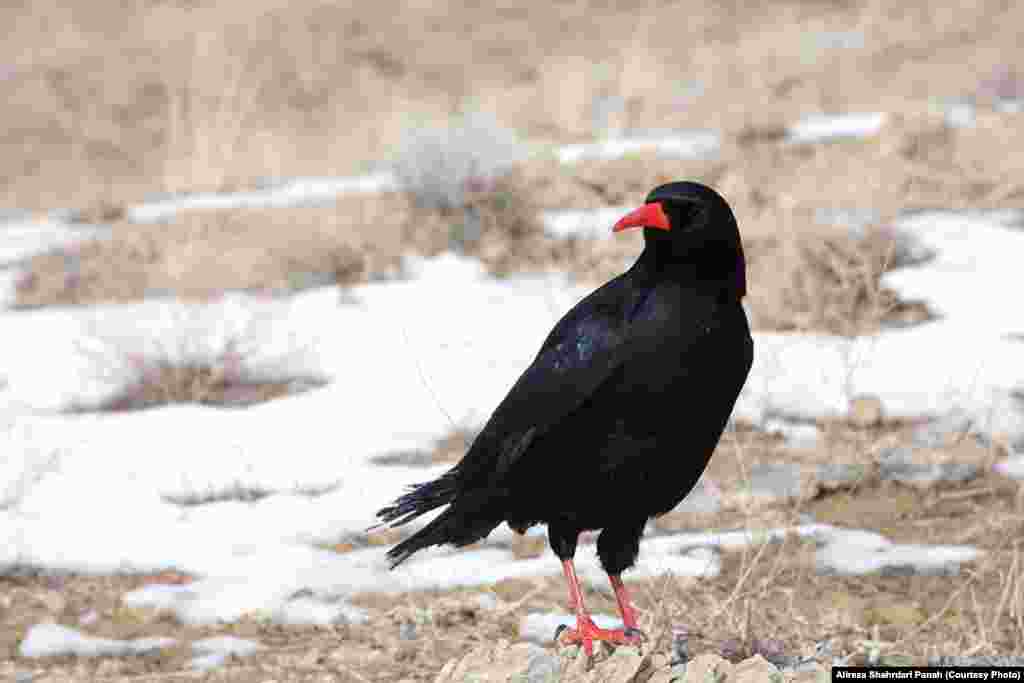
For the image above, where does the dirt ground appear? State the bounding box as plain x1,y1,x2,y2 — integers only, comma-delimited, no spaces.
2,0,1024,680
3,424,1022,681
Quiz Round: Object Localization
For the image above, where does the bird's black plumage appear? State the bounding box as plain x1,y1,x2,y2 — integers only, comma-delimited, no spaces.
375,181,753,580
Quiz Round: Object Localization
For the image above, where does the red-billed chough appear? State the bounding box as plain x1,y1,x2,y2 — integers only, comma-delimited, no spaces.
374,181,753,656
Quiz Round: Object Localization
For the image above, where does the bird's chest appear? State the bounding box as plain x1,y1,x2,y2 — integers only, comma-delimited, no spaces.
615,314,748,434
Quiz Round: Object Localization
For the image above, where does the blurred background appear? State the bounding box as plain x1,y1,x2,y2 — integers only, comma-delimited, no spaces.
1,0,1021,327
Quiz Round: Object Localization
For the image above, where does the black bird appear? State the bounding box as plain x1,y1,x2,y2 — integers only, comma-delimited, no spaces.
374,181,753,656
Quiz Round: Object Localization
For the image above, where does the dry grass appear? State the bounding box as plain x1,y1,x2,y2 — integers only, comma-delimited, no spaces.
745,216,934,335
14,199,400,307
2,0,1022,211
67,309,326,413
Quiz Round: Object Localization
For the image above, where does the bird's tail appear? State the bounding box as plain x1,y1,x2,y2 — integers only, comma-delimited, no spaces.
372,473,503,568
373,472,459,530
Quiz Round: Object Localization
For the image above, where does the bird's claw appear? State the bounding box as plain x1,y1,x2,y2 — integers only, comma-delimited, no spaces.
555,617,645,657
624,626,648,642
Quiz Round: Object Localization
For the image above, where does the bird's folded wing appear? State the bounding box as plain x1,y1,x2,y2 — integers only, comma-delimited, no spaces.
456,281,699,484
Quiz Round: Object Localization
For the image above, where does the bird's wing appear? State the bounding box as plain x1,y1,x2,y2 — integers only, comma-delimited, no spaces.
455,278,683,485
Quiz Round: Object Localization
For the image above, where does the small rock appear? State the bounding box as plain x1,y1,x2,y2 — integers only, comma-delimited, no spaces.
476,593,499,611
815,463,867,489
670,627,690,665
35,591,65,614
763,419,820,450
398,622,416,641
912,413,974,447
646,670,674,683
681,653,732,682
848,395,884,428
434,640,559,683
511,534,548,560
434,639,656,683
492,578,536,602
751,638,785,660
944,101,976,129
878,448,978,487
788,665,829,682
668,663,689,680
191,635,262,658
524,648,561,682
366,528,403,546
584,648,652,683
718,638,745,661
649,653,669,670
732,655,782,683
994,453,1024,479
749,463,803,500
865,603,926,627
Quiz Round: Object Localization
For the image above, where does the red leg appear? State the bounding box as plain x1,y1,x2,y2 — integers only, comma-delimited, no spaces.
608,574,640,632
555,559,644,656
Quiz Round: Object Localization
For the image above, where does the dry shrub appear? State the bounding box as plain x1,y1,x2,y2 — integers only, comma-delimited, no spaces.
90,339,323,409
14,206,378,308
98,352,299,412
749,225,933,335
72,312,326,413
401,174,559,276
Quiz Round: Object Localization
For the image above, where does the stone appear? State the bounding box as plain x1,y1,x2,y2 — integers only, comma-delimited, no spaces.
511,534,548,560
749,463,803,500
814,463,867,490
731,655,783,683
434,640,657,683
680,653,732,682
433,640,561,683
34,590,66,615
848,395,884,428
878,447,978,487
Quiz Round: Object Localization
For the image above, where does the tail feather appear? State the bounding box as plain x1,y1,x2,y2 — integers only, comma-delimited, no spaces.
373,473,458,530
385,497,503,568
374,473,505,568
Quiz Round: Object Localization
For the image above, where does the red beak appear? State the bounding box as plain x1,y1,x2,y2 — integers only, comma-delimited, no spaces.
612,203,671,233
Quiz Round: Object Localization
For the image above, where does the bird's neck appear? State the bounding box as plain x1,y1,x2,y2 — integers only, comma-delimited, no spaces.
636,242,747,300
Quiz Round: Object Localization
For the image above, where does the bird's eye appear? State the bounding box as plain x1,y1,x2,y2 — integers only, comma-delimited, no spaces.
676,204,704,229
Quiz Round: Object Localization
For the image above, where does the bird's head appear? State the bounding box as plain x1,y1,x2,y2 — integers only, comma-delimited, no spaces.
612,181,747,298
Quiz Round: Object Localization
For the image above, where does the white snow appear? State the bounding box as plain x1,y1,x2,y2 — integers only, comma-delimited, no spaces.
762,419,820,450
786,112,887,144
993,451,1024,479
817,539,982,576
125,172,398,223
19,622,176,658
555,131,720,164
2,129,1021,649
191,635,261,657
542,206,633,240
0,216,109,268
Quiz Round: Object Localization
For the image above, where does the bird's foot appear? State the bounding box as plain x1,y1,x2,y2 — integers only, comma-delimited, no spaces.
555,617,646,657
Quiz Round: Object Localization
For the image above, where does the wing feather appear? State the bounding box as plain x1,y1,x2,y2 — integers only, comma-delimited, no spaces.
454,276,681,485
